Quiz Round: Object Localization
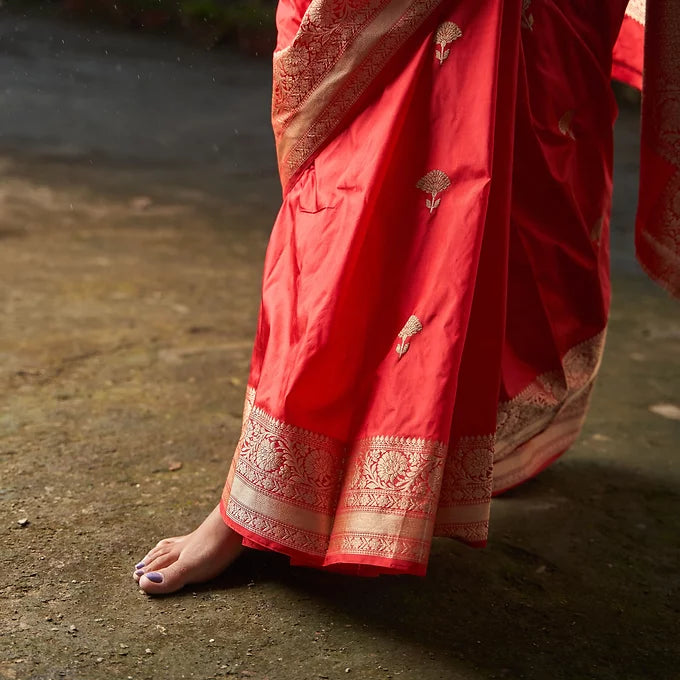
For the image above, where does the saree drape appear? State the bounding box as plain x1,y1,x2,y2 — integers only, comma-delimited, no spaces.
220,0,679,576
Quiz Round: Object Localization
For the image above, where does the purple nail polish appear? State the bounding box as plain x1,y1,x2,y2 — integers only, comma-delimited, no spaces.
135,562,145,569
135,569,144,576
145,572,163,583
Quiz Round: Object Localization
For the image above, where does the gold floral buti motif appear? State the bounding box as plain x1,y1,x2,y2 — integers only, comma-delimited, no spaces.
396,314,423,358
416,170,451,213
558,110,576,140
434,21,462,64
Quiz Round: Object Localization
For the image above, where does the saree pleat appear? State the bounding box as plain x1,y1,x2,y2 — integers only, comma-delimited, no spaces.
220,0,676,576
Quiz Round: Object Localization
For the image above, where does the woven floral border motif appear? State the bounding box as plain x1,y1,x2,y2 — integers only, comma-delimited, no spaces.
340,435,448,516
495,332,606,452
225,395,461,567
433,435,494,545
438,435,495,505
233,404,346,514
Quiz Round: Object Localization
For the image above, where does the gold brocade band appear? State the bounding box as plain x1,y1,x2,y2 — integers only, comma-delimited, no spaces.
223,333,606,568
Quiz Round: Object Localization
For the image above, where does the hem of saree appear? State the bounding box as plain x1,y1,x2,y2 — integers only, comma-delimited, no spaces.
220,324,602,576
636,214,680,300
611,60,642,91
612,14,644,91
220,388,591,577
220,497,427,576
492,393,589,494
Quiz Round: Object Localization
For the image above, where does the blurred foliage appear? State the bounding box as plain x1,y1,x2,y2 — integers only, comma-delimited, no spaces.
4,0,276,51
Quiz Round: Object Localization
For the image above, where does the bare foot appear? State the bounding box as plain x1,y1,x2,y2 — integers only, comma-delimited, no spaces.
132,504,245,595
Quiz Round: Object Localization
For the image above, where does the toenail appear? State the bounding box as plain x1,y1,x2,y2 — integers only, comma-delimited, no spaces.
135,562,145,569
135,569,144,576
145,572,163,583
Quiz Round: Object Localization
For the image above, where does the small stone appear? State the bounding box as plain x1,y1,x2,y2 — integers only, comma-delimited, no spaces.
168,461,183,472
209,638,215,643
130,196,153,211
649,403,680,421
17,518,29,526
591,433,611,442
145,648,153,654
345,669,351,673
69,625,77,632
96,658,104,663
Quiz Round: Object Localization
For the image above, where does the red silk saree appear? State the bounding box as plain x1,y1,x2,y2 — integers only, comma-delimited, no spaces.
220,0,679,576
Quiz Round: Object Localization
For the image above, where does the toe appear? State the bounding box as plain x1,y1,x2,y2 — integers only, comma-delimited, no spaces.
140,551,177,575
143,544,173,563
133,550,178,582
139,562,187,595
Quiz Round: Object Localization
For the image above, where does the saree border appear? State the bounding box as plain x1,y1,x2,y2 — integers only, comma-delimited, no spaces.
222,334,606,570
636,0,680,299
223,392,475,572
492,332,606,492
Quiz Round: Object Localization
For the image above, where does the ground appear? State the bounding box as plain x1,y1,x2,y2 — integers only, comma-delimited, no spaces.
1,11,679,680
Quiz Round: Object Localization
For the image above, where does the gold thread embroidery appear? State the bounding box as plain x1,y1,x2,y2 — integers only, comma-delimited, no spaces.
625,0,645,26
558,110,576,140
396,314,423,358
416,170,451,213
434,21,462,65
434,434,494,545
328,532,430,563
521,0,534,31
438,435,495,504
224,396,454,567
495,332,606,459
635,0,680,296
274,0,443,187
234,405,345,513
342,434,447,515
492,385,594,493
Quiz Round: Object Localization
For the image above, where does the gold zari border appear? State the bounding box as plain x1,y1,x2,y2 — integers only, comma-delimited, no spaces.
224,335,605,567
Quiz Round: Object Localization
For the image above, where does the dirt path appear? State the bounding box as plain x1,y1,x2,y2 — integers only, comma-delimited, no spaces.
1,11,679,680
